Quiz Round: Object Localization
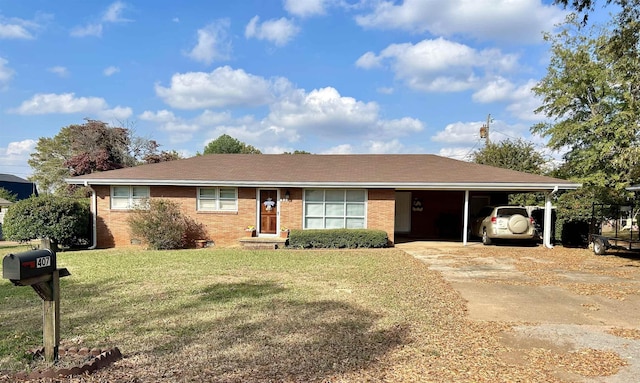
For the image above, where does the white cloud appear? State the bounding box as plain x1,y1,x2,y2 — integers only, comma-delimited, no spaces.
438,147,474,161
6,139,36,156
473,78,543,121
48,66,69,77
70,1,131,38
103,66,120,76
321,144,353,154
195,110,232,126
358,37,520,92
472,76,515,103
355,51,382,69
431,118,530,150
186,20,232,65
102,1,131,23
0,139,37,177
365,139,406,153
245,16,299,46
70,23,103,37
379,117,424,136
139,109,177,123
355,0,566,43
265,86,423,146
431,121,482,144
283,0,328,17
155,66,274,109
0,57,14,85
267,86,379,134
377,87,394,94
9,93,132,119
505,80,544,121
0,15,42,39
139,109,197,131
98,106,133,121
0,22,33,39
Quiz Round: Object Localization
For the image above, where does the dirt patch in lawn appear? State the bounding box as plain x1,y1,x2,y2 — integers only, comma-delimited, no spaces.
400,241,640,383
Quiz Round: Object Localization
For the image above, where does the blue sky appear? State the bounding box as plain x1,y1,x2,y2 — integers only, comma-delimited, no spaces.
0,0,604,179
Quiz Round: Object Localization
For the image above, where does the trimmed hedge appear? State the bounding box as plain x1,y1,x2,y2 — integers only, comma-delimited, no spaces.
288,229,388,249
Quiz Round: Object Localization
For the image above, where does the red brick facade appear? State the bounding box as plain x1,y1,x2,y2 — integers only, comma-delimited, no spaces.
92,186,396,248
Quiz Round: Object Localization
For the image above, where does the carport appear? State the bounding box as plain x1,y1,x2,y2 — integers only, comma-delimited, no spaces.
394,181,580,248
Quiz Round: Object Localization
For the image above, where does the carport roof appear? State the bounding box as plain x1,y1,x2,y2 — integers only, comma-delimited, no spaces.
66,154,581,191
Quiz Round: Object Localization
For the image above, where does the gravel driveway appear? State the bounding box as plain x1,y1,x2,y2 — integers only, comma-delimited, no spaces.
397,241,640,383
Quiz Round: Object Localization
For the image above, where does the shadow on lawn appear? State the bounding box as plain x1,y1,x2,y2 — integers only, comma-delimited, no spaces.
60,279,409,381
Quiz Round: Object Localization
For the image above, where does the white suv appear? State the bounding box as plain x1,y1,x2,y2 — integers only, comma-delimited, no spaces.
471,206,536,245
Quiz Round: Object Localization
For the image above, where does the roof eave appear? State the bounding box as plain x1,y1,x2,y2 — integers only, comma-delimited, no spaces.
65,178,581,191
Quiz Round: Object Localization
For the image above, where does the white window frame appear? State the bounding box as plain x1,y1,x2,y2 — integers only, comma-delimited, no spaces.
197,187,238,212
110,186,150,210
303,189,367,229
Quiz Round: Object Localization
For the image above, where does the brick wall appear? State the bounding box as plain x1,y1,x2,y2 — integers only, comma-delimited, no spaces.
92,186,396,248
367,189,396,245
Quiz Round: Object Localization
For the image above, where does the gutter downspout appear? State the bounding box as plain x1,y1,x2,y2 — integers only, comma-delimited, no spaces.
543,186,559,249
85,181,97,250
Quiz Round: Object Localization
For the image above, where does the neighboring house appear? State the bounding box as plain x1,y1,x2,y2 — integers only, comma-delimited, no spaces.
0,197,12,240
66,154,581,248
0,174,38,200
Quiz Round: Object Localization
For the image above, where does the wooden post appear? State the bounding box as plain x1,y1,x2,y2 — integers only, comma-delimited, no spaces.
43,269,60,363
40,239,60,363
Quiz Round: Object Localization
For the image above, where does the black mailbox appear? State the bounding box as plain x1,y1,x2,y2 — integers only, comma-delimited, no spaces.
2,249,56,282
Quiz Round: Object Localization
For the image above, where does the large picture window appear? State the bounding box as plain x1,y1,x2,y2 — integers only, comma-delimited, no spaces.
304,189,366,229
197,187,238,211
111,186,149,210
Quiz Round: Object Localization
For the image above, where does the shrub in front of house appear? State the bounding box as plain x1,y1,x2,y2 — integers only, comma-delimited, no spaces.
2,195,90,249
127,199,207,250
288,229,388,249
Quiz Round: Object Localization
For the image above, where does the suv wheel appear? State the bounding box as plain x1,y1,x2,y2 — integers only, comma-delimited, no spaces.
482,228,492,245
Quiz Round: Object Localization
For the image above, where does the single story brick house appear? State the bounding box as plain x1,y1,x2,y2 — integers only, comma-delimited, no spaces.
66,154,580,248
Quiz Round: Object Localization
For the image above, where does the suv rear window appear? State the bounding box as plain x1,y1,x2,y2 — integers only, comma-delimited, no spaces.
495,207,528,217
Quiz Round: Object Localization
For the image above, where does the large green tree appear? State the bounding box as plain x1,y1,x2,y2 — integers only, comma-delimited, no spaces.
29,120,180,195
532,15,640,203
472,139,548,175
203,134,262,154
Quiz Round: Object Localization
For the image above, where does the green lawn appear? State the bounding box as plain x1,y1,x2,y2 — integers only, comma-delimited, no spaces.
0,245,475,381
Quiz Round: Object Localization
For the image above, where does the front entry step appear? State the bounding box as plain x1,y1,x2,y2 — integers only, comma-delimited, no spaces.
239,237,287,250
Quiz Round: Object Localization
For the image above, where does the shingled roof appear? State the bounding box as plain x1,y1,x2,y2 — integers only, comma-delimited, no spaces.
66,154,580,191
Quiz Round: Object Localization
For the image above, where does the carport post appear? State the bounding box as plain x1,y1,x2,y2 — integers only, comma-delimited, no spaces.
543,191,554,248
463,190,469,246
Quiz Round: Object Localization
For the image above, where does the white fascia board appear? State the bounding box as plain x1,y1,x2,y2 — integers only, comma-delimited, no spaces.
66,178,581,191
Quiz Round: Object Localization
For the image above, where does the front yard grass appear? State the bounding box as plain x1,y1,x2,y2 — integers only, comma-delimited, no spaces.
0,245,555,382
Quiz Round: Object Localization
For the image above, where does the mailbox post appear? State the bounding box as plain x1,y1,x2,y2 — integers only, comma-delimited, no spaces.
2,242,70,363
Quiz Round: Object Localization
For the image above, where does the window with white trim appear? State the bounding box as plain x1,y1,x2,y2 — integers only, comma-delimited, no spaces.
304,189,366,229
111,186,150,210
197,187,238,211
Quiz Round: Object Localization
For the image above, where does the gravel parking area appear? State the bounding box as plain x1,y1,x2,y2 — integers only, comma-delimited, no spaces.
398,241,640,383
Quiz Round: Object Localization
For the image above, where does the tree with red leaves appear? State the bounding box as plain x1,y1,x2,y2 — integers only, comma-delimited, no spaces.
29,120,180,195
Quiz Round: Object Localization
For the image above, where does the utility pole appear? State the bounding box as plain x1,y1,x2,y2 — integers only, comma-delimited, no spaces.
479,114,491,145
